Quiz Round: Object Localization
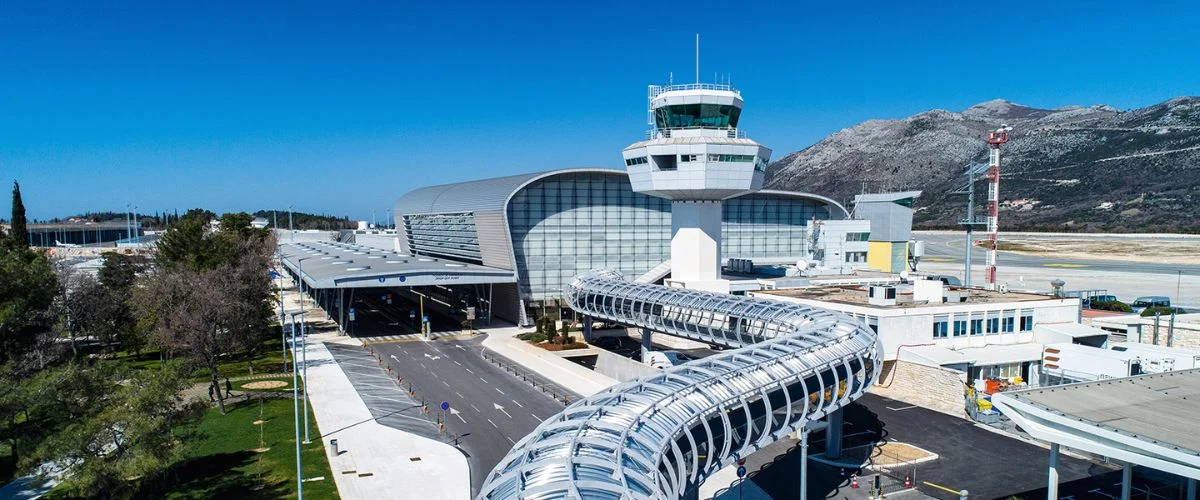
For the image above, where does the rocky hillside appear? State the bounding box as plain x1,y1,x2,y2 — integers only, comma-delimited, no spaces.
765,97,1200,232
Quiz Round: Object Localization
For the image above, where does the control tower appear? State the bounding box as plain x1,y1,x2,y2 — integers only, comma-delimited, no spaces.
622,82,772,292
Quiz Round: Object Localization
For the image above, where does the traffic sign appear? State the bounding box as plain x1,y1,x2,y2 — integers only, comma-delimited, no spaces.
440,401,450,412
422,315,429,323
465,307,476,320
398,276,406,283
348,308,356,321
736,466,746,478
409,310,416,319
378,276,386,283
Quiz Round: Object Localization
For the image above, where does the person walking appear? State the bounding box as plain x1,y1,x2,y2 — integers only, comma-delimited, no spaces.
224,377,233,398
208,382,216,402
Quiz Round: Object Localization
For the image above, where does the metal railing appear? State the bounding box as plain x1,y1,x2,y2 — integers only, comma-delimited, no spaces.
480,348,579,405
644,127,748,140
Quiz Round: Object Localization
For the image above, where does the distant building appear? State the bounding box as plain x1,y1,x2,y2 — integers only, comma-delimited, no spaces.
250,217,269,229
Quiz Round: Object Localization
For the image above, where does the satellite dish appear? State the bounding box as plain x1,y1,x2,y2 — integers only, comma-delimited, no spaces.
900,271,911,280
796,260,808,270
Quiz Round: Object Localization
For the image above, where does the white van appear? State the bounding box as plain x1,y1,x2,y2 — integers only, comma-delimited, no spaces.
645,350,688,370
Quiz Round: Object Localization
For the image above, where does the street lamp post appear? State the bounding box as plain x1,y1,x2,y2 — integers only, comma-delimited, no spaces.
125,203,131,242
297,256,314,444
287,311,305,499
289,205,294,243
133,205,138,244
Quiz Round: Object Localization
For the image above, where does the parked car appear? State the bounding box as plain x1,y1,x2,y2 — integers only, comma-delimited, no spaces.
1131,296,1172,313
592,336,621,349
1081,294,1119,308
645,350,689,370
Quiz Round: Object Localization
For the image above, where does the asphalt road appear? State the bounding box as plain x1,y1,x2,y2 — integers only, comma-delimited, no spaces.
374,335,566,497
917,231,1200,275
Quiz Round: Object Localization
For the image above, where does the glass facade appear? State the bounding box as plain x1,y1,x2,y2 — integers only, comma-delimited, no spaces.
654,104,742,129
507,174,837,302
403,212,482,263
723,194,833,261
508,173,671,301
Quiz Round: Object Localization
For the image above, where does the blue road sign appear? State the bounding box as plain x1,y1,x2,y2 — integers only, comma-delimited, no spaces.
440,401,450,411
378,276,386,283
398,276,406,282
422,315,429,323
736,466,746,478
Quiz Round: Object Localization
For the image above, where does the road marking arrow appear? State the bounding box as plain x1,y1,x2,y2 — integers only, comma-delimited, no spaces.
493,403,512,419
423,353,441,360
450,408,466,423
390,355,399,361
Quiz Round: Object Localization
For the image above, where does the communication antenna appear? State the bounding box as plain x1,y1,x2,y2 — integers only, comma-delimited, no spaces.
695,33,700,84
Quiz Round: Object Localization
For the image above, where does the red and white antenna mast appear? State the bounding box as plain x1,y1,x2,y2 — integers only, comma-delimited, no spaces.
984,125,1011,290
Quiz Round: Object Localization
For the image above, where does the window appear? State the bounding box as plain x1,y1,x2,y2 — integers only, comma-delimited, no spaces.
845,232,871,242
977,363,1022,380
953,318,968,337
933,315,949,338
845,251,867,263
624,156,648,166
970,318,983,336
653,103,742,129
1001,310,1016,333
679,154,698,162
987,315,1000,334
1020,310,1034,331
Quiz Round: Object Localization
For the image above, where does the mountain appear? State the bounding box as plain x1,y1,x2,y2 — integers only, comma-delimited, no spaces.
765,97,1200,232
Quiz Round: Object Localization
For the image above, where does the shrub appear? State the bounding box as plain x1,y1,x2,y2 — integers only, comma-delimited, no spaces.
1141,306,1178,317
1092,300,1132,313
518,332,548,343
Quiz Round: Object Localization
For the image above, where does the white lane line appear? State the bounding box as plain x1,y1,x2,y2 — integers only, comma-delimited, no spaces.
487,419,498,429
454,412,466,424
886,405,917,411
442,380,450,387
512,400,524,408
495,388,505,395
453,360,462,366
456,392,464,399
532,414,543,422
471,404,481,413
506,436,516,445
465,368,475,374
479,377,488,384
360,394,412,404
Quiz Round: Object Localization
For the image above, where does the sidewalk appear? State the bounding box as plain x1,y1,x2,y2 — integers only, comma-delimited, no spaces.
303,332,470,500
477,324,617,397
276,270,469,500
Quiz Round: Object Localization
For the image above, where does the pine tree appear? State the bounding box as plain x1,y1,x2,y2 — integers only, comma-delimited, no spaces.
11,181,28,248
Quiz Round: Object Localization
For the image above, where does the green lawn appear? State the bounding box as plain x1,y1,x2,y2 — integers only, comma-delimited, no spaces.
107,333,293,383
145,397,337,499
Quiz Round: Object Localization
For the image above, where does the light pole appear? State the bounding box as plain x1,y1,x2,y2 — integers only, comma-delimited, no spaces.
289,204,294,243
297,256,314,444
287,311,305,499
133,205,138,244
125,203,131,242
386,208,393,230
277,246,288,373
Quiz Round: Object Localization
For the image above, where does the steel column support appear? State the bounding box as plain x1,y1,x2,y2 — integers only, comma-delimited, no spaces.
583,316,593,343
799,429,810,500
1121,463,1132,500
826,407,843,460
642,326,653,362
1047,443,1059,500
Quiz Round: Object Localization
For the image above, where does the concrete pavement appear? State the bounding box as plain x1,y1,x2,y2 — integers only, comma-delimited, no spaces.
304,333,470,500
478,324,618,397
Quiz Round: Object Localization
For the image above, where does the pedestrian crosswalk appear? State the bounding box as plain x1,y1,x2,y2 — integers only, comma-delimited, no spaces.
359,331,478,345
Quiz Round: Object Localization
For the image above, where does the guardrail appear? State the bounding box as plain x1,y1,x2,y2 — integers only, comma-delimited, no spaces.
480,348,579,406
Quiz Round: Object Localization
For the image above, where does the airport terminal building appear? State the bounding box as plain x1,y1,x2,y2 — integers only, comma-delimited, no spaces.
393,168,849,324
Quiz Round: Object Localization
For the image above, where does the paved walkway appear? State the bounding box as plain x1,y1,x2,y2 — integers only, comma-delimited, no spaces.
477,324,617,397
304,333,470,500
276,270,470,500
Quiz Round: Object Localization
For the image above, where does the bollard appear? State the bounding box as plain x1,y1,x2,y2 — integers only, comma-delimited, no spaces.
331,438,339,456
439,423,445,434
959,490,968,500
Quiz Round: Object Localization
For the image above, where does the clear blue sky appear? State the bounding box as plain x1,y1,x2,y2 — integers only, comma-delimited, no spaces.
3,1,1197,221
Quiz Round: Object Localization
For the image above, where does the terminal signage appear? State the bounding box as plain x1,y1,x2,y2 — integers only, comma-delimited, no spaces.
349,308,356,322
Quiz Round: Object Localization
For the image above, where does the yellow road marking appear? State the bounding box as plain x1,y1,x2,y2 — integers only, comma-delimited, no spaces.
922,257,955,262
922,481,962,495
1043,263,1089,268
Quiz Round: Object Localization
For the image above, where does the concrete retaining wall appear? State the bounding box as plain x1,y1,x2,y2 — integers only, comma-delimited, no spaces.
869,360,968,417
593,348,659,382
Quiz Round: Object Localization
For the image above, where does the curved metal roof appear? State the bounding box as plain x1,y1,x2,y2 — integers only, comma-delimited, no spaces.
477,269,882,499
394,168,849,217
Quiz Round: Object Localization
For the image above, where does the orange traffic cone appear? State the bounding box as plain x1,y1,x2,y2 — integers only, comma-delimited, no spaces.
851,473,858,488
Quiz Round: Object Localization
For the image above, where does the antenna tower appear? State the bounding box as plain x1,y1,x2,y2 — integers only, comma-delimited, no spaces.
984,126,1011,290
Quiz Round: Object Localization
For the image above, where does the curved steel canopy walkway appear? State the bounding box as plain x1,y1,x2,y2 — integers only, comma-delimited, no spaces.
478,270,883,500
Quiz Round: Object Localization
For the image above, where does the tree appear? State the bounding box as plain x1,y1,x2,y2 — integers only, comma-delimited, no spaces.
18,361,203,498
559,320,571,345
10,181,28,248
0,240,58,363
